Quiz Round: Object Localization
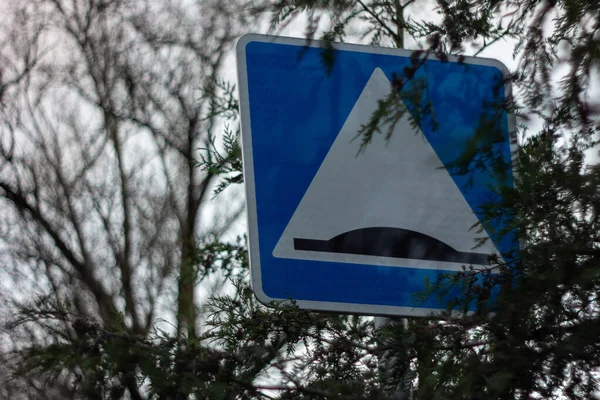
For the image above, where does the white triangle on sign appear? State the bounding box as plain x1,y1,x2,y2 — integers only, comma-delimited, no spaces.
273,68,500,271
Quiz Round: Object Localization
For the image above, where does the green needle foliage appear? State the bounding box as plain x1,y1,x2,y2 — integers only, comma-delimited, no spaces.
5,0,600,399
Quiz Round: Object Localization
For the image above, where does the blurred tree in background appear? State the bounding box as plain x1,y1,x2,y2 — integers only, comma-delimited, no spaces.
2,0,600,399
0,0,253,397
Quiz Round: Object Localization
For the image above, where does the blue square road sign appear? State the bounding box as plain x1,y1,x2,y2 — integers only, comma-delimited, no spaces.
237,34,518,316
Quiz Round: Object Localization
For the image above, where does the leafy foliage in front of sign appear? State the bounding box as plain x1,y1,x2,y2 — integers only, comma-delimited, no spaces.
4,0,600,399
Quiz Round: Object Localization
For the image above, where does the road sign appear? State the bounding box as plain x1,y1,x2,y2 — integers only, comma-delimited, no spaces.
237,34,517,316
